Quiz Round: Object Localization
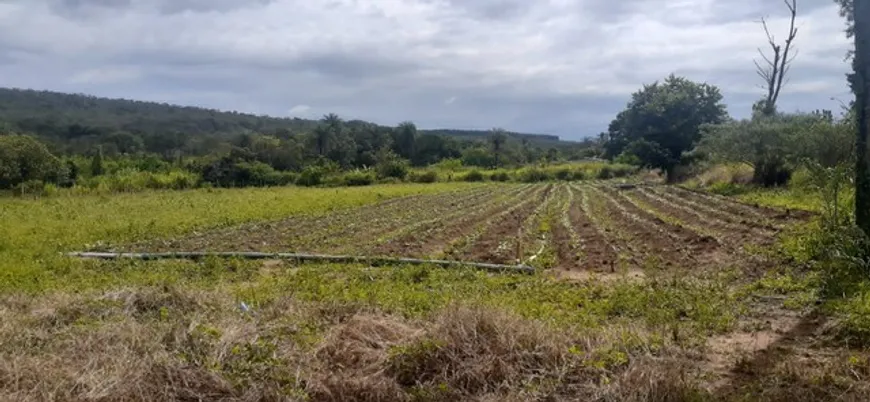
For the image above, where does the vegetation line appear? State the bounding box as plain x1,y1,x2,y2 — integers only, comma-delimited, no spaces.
65,251,536,274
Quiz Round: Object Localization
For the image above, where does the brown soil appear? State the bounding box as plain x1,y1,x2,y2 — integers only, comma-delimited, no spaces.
625,186,772,248
592,185,718,269
459,185,554,264
128,186,494,253
640,186,780,237
671,185,813,222
556,186,622,274
370,185,543,259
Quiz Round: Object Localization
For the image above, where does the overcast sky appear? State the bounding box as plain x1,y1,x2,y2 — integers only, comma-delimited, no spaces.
0,0,854,140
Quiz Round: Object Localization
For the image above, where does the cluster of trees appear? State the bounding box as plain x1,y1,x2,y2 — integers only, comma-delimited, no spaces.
0,88,607,190
601,0,860,191
0,88,596,162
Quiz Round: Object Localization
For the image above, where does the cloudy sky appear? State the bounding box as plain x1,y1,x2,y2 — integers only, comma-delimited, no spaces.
0,0,854,140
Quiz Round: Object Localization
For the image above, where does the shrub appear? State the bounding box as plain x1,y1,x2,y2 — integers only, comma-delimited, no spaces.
297,166,324,187
519,168,550,183
554,168,573,181
572,170,587,181
377,159,409,180
14,180,47,197
0,134,65,189
377,177,404,185
409,171,438,183
463,170,485,182
597,166,614,179
490,172,510,182
342,171,375,186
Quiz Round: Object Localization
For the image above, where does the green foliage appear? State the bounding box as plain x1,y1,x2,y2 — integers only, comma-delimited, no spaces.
597,166,614,180
554,168,573,181
463,170,485,182
408,170,438,183
489,171,510,182
518,168,551,183
375,150,410,180
697,112,852,187
613,152,642,166
296,166,324,187
461,147,495,168
341,170,375,186
605,74,727,180
0,182,471,291
489,128,508,168
0,134,66,189
90,148,104,176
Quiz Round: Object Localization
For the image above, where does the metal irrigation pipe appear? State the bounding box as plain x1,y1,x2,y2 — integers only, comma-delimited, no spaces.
65,251,537,274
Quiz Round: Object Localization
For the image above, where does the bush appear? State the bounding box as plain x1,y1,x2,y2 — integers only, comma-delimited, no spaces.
489,172,510,182
297,166,324,187
0,134,65,189
597,166,614,179
14,180,47,197
572,170,587,181
377,177,404,185
519,168,550,183
463,170,485,182
377,159,410,180
409,171,438,183
342,171,375,186
554,168,573,181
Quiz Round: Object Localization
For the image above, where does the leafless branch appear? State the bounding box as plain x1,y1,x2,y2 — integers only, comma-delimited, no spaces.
752,0,798,115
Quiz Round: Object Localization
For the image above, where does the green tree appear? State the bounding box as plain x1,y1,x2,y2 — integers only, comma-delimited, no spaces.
0,134,64,189
696,113,849,186
90,146,104,176
489,128,507,168
605,74,728,181
393,121,417,160
311,113,343,157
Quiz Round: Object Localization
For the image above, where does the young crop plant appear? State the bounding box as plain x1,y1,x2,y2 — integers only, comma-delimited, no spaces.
649,185,781,231
559,186,584,263
439,185,550,261
616,187,721,243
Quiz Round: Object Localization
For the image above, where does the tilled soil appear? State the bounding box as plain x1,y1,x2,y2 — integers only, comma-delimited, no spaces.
111,182,810,278
455,184,555,264
367,185,541,258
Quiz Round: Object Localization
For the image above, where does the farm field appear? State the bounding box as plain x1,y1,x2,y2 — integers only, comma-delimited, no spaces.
120,182,806,280
2,182,869,401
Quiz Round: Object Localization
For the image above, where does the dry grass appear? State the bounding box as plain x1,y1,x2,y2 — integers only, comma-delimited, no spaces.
0,286,723,402
692,163,755,188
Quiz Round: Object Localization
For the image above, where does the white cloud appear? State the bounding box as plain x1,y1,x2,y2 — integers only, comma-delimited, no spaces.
287,104,312,116
0,0,853,139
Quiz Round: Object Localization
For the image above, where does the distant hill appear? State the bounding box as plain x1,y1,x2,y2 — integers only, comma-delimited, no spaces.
0,88,566,149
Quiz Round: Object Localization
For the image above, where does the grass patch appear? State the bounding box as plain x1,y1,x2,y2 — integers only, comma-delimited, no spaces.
0,183,478,293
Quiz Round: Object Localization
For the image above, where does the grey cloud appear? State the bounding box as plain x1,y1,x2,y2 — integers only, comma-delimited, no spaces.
435,0,531,21
0,0,854,140
48,0,276,15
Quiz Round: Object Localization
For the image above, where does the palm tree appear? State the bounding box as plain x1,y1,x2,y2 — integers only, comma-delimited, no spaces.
312,113,343,156
490,128,508,168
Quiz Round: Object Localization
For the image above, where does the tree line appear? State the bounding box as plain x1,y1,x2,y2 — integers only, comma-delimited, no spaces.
0,89,602,190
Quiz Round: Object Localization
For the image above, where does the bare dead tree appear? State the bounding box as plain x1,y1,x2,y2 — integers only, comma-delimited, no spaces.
753,0,798,116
